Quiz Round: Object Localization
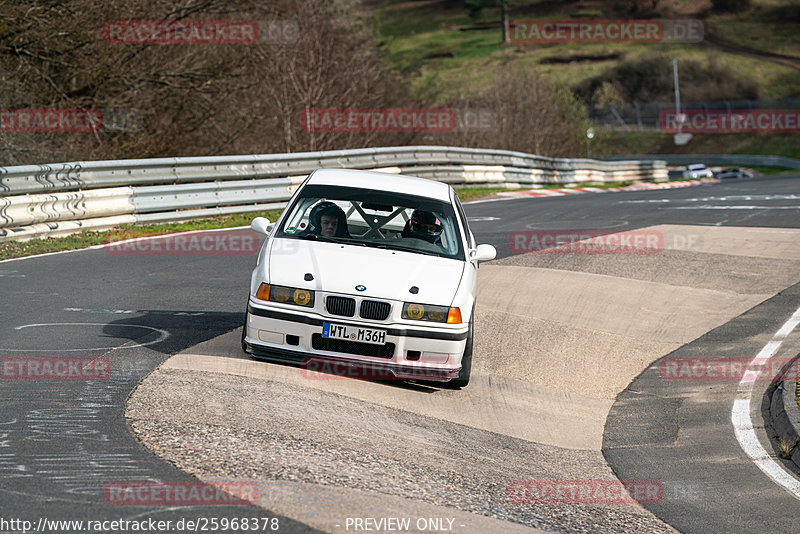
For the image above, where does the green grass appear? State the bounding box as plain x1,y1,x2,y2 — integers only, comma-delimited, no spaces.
572,181,633,188
0,210,283,261
749,165,799,175
453,186,522,201
779,437,799,459
533,181,634,189
387,23,800,103
592,131,800,160
373,0,800,160
706,2,800,59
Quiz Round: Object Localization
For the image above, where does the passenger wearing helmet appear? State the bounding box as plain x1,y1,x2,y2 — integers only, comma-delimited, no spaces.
401,209,443,244
303,201,351,238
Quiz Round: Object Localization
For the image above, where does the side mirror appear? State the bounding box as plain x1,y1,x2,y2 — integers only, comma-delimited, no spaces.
250,217,271,235
471,243,496,262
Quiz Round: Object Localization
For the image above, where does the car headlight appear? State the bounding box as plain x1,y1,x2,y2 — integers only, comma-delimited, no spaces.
255,283,314,307
402,302,461,324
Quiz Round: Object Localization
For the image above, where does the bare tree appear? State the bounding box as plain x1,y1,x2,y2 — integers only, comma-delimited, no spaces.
501,0,509,44
0,0,590,164
252,0,412,153
433,68,589,158
0,0,411,164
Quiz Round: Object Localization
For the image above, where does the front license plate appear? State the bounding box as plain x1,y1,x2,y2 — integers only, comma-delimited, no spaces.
322,322,386,345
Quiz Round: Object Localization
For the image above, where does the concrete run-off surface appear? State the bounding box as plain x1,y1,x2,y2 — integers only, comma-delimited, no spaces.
126,223,800,533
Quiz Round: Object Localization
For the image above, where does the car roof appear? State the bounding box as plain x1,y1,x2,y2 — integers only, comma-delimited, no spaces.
306,168,453,203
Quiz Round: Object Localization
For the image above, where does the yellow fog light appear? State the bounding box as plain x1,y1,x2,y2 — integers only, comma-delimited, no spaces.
406,303,425,320
272,286,291,302
447,307,462,324
293,289,311,306
427,308,446,322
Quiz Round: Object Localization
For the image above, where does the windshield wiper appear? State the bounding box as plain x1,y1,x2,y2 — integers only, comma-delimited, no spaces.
294,234,362,246
363,241,445,257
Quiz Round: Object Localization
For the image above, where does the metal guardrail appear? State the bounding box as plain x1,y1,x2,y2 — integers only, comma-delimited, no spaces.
1,187,134,228
0,146,667,241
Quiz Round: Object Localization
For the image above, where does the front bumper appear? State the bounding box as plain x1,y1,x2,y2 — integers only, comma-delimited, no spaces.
243,301,469,381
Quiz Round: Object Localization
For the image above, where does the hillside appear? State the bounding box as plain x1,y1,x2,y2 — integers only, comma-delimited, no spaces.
0,0,797,165
371,0,800,159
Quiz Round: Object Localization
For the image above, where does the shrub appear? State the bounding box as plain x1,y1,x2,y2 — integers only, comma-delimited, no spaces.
711,0,750,13
573,55,760,104
432,67,590,157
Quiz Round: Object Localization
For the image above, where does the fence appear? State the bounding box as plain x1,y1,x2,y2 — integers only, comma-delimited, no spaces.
589,98,800,132
603,154,800,169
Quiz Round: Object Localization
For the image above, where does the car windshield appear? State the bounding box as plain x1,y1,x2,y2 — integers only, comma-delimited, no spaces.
275,184,465,260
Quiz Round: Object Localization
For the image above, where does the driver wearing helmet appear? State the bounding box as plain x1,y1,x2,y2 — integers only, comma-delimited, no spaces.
401,209,443,244
303,201,351,238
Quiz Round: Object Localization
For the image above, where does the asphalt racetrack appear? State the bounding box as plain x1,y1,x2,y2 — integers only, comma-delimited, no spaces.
2,174,799,533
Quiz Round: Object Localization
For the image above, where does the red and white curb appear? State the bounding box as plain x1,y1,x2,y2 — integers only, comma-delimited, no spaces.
499,178,718,199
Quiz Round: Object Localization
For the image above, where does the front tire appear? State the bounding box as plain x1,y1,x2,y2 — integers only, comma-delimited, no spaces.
241,300,251,354
444,321,473,389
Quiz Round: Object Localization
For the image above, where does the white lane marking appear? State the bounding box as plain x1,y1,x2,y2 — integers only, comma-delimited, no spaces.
670,206,799,210
63,307,205,316
5,323,170,351
619,199,673,203
0,225,251,264
691,195,800,201
732,305,800,500
468,216,500,222
524,219,629,230
464,196,519,204
622,194,800,205
626,195,800,203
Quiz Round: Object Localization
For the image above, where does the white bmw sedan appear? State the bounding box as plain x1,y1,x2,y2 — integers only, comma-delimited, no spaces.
242,168,496,387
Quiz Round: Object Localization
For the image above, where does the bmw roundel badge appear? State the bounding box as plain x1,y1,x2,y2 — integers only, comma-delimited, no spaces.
355,285,366,292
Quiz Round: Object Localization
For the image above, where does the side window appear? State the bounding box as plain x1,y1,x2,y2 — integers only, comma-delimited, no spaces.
453,194,474,249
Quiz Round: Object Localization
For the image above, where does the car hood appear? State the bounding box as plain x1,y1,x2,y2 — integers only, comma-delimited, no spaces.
268,238,464,305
